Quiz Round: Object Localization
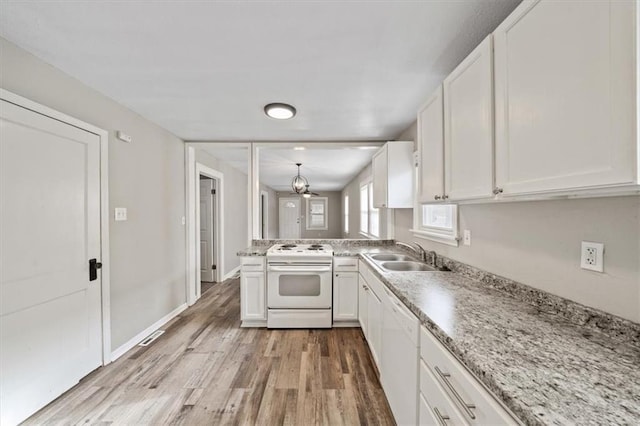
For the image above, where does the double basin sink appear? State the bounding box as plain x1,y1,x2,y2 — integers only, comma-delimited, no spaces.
364,253,447,272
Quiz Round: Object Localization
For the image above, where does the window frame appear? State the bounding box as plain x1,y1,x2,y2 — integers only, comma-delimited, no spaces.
344,195,349,235
359,180,379,238
306,197,328,231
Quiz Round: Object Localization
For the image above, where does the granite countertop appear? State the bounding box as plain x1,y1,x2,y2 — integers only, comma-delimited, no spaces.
237,242,640,424
360,257,640,426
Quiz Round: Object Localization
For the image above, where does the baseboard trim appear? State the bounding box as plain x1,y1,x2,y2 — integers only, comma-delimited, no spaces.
241,320,267,328
333,321,361,328
110,302,188,362
223,265,241,281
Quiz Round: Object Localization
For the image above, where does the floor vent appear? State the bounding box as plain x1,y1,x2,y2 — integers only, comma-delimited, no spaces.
138,330,165,347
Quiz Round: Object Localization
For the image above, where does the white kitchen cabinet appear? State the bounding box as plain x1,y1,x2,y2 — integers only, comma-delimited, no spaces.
420,325,518,425
443,35,494,201
380,285,419,426
372,141,414,208
494,0,638,196
366,284,383,368
333,271,358,322
358,275,368,335
240,257,266,326
334,257,359,324
417,86,445,203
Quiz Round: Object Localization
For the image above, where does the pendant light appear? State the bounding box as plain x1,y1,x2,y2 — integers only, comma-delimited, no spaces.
291,163,308,194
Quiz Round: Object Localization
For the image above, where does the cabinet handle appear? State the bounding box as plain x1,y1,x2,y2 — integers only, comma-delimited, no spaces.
433,407,450,426
434,366,476,419
363,285,369,291
442,194,449,200
493,187,504,195
434,195,441,200
335,274,339,277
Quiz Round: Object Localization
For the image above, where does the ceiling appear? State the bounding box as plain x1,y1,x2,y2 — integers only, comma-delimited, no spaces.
192,143,382,192
0,1,521,142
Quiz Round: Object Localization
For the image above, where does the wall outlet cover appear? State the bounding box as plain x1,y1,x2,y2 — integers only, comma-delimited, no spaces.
115,207,127,221
463,230,471,246
580,241,604,272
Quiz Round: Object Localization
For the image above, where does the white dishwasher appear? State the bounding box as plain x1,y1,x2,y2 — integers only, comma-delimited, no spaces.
380,285,420,426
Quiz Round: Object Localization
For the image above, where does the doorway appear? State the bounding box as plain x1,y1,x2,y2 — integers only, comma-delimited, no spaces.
199,175,216,294
0,89,110,426
279,197,301,239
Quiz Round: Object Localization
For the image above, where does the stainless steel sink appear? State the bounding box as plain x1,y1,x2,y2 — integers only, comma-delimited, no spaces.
370,253,416,262
379,261,437,272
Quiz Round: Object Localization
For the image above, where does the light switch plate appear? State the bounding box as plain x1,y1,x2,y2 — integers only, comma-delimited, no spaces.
463,230,471,246
580,241,604,272
115,207,127,221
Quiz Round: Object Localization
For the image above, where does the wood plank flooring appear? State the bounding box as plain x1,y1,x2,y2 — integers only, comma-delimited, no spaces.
24,278,395,425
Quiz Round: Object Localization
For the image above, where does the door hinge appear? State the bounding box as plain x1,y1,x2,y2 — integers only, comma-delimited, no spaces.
212,264,217,270
211,189,216,195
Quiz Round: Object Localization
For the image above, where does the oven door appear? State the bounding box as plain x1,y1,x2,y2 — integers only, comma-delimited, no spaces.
267,263,332,309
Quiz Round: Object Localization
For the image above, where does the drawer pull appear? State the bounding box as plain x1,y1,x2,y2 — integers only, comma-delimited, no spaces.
433,407,450,426
434,366,476,420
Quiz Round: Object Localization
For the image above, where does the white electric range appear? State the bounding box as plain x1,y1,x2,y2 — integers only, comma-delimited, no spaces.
266,243,334,328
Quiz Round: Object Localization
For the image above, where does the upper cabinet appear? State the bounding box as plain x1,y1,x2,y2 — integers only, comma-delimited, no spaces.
372,141,414,208
417,86,445,203
493,0,637,196
443,35,495,201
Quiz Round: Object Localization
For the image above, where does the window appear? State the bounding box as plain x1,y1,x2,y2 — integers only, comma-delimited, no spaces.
344,195,349,234
411,155,459,246
306,197,328,230
360,181,379,237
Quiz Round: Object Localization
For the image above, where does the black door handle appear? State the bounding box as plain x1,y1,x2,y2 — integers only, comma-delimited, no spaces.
89,258,102,281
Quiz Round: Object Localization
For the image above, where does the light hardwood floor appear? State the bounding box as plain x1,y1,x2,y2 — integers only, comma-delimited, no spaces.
24,278,395,425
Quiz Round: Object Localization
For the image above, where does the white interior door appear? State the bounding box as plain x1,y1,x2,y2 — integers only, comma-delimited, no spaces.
0,99,103,425
199,177,215,282
278,198,300,239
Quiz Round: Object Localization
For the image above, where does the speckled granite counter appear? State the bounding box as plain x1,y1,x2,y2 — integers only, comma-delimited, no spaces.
360,258,640,426
236,246,269,256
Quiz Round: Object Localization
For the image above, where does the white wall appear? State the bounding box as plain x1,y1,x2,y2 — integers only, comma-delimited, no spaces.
0,37,187,350
394,121,640,323
194,149,249,275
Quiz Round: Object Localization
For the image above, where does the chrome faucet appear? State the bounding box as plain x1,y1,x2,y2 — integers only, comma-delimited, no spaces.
411,241,427,263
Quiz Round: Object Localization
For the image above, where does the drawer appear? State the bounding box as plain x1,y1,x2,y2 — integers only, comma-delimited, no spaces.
420,359,469,426
420,326,519,425
382,285,419,346
240,257,265,271
334,257,359,271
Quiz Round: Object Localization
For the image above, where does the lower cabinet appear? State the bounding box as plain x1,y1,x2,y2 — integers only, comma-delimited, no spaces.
358,270,382,368
334,257,359,324
380,285,419,426
240,257,266,326
419,326,519,425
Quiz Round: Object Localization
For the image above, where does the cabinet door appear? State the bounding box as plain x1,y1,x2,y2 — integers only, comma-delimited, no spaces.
367,287,383,368
240,271,265,321
443,35,494,200
358,275,368,334
372,146,388,207
418,86,445,203
494,0,636,195
333,272,358,321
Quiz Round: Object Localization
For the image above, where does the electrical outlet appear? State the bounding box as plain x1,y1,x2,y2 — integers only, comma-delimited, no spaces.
463,230,471,246
580,241,604,272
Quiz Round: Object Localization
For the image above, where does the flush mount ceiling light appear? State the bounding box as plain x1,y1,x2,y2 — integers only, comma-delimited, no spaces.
264,103,296,120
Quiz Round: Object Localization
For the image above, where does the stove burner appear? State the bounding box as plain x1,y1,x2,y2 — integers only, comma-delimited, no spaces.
280,247,292,251
310,244,323,248
307,247,323,251
281,244,297,248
